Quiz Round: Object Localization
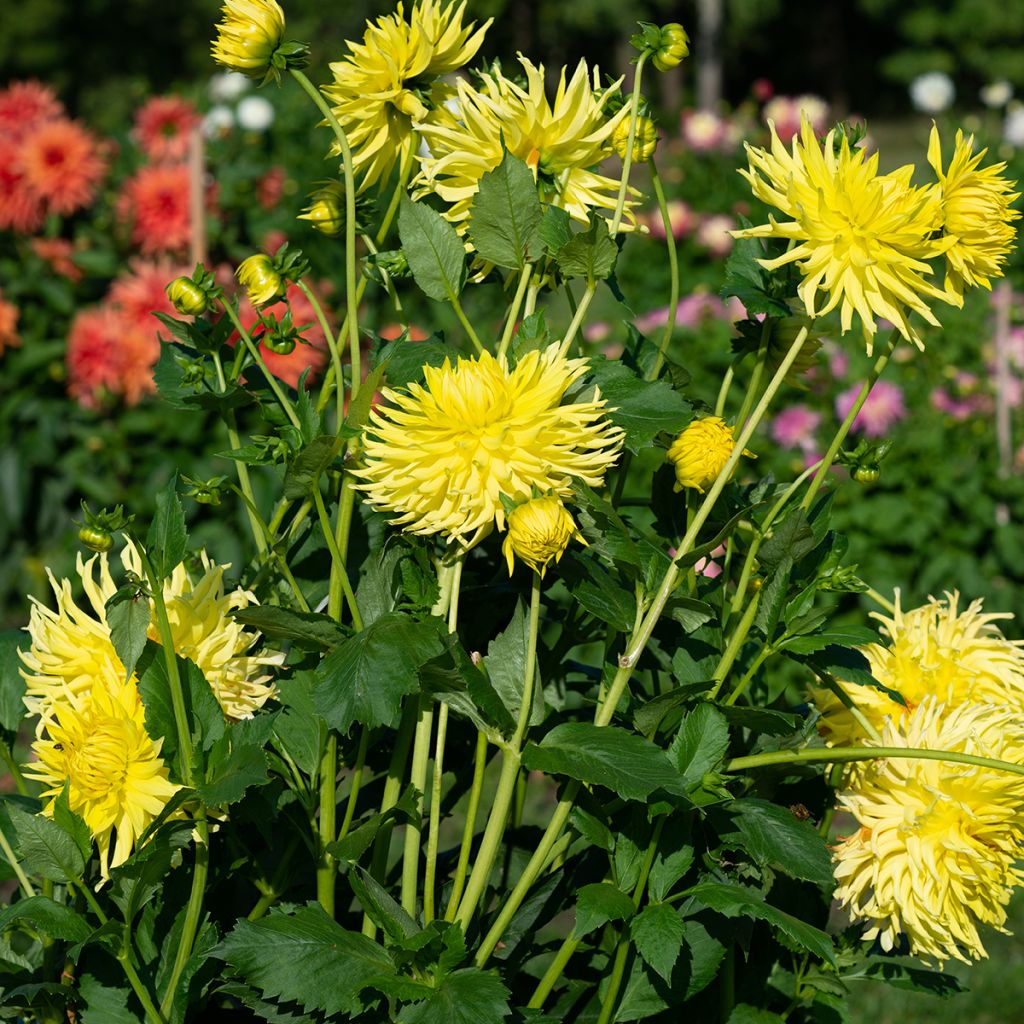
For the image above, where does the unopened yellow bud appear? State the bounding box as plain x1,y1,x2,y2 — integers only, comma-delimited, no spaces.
652,24,690,72
667,416,754,493
612,116,659,163
236,253,284,306
166,277,209,317
298,182,346,237
502,497,585,578
211,0,285,79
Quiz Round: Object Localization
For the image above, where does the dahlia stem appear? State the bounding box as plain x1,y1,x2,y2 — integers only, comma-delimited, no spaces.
497,264,534,360
337,728,369,846
444,729,489,922
726,746,1024,778
289,69,360,412
528,931,582,1009
706,592,760,701
314,486,361,630
158,815,209,1018
723,642,773,706
647,161,679,381
211,350,267,556
316,734,338,917
0,827,35,897
714,363,734,417
222,302,303,431
524,279,542,319
476,329,810,963
296,278,344,430
456,571,542,931
734,318,771,430
801,330,899,510
449,293,485,354
401,696,434,918
558,283,597,358
610,52,648,236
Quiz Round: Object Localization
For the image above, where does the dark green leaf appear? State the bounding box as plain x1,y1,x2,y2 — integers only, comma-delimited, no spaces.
8,805,85,883
537,205,573,255
376,334,460,390
146,476,187,578
719,227,790,317
468,151,543,269
648,821,695,903
398,196,466,302
859,957,966,997
758,509,816,572
670,705,729,792
78,975,138,1024
716,706,800,736
511,310,550,360
215,903,395,1018
52,788,92,864
231,606,348,651
395,967,510,1024
484,602,543,728
631,903,686,982
523,723,684,801
0,631,27,733
727,1005,786,1024
349,867,419,942
105,586,151,681
283,435,343,500
554,213,618,283
632,684,711,740
311,613,444,734
754,558,791,641
0,896,92,943
570,557,636,632
197,717,273,807
273,673,328,778
718,798,834,886
687,882,835,964
779,626,878,655
580,357,691,454
573,882,635,938
109,820,194,926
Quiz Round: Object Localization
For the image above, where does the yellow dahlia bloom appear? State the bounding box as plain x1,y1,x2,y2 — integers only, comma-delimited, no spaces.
734,116,954,353
667,416,753,494
358,345,623,544
928,124,1021,302
502,496,585,577
812,592,1024,749
833,699,1024,963
211,0,285,79
415,56,632,229
26,679,180,878
324,0,490,192
22,545,282,721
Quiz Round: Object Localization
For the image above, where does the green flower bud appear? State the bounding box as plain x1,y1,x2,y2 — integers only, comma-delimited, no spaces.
78,525,113,553
264,333,296,355
166,276,209,317
852,465,881,484
652,23,690,72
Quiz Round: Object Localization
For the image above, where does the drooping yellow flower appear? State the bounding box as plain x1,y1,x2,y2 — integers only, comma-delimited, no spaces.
415,56,632,229
811,591,1024,749
211,0,285,79
503,496,585,577
357,345,623,544
21,545,283,721
26,679,180,879
667,416,753,494
734,116,954,353
324,0,490,192
236,253,284,307
928,124,1021,303
832,699,1024,963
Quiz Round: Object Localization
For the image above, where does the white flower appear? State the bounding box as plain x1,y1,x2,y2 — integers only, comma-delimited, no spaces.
237,95,275,132
203,104,235,138
981,80,1014,109
909,71,955,114
208,71,251,103
1004,103,1024,148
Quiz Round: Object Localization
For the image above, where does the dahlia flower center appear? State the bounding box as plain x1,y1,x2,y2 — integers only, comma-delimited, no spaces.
43,145,65,168
69,720,131,797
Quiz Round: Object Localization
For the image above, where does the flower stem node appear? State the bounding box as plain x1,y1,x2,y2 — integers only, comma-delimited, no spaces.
212,0,307,83
631,22,690,71
612,115,658,163
667,416,754,494
502,496,585,578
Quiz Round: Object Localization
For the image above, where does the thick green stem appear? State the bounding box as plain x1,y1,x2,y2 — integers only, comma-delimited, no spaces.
557,283,598,358
727,746,1024,777
528,932,582,1009
401,697,434,918
422,703,448,925
317,733,338,916
708,593,760,700
456,573,542,930
801,331,898,510
445,729,489,922
497,264,534,360
647,163,679,381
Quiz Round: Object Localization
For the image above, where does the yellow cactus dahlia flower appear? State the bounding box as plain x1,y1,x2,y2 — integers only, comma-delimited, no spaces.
26,679,180,878
324,0,490,192
812,592,1024,749
734,116,954,353
415,56,632,229
502,496,585,577
832,699,1024,963
928,124,1021,303
667,416,753,494
358,345,623,545
22,545,283,721
211,0,286,79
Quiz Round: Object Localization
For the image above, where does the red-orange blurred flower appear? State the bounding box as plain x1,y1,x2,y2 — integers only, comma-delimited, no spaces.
0,138,45,233
256,166,287,210
19,118,107,217
133,95,201,163
108,259,188,332
31,237,83,283
0,291,21,357
66,307,157,409
117,163,206,255
234,283,330,389
0,80,63,141
378,322,429,341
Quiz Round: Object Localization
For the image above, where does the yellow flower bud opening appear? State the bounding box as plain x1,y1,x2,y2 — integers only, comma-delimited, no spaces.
236,253,284,307
612,116,658,164
298,182,346,237
167,276,209,317
211,0,286,79
502,496,585,577
667,416,754,493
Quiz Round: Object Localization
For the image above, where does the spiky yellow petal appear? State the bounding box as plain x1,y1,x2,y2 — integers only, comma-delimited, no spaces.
666,416,753,494
211,0,285,78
